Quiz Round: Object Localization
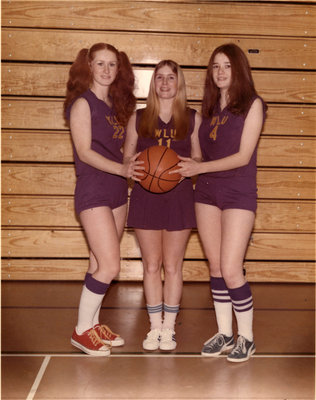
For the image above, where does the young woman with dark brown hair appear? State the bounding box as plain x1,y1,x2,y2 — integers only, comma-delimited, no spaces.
174,43,267,362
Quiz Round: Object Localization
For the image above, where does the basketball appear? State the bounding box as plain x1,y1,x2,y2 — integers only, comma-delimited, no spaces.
137,145,182,193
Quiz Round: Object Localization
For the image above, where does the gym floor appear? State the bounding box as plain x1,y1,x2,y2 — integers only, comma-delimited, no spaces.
2,281,315,399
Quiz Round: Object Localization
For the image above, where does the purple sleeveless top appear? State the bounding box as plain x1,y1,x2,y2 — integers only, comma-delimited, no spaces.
67,89,128,214
127,107,197,230
135,108,195,156
198,96,266,179
67,89,126,176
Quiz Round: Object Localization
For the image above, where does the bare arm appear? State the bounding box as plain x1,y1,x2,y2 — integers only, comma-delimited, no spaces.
175,98,264,177
190,111,203,162
70,98,140,178
123,112,144,180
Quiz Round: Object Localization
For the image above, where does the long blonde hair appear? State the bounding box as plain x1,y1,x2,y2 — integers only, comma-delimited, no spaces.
138,60,190,140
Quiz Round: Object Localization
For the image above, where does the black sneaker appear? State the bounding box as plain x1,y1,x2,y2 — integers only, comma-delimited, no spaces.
201,333,234,357
227,335,256,362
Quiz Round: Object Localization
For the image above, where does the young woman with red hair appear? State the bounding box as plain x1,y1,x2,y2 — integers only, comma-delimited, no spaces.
174,43,267,362
64,43,142,356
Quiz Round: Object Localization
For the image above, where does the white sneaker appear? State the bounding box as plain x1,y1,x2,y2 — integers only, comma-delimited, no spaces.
159,329,177,351
142,329,161,351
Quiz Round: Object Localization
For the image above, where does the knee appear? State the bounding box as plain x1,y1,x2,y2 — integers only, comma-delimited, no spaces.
143,258,162,275
163,260,182,276
222,269,245,289
208,260,221,277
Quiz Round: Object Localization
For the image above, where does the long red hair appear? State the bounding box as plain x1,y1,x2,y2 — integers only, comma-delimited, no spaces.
64,43,136,126
202,43,259,117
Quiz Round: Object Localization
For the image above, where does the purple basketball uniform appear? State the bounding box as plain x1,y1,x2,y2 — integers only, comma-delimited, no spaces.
195,97,266,212
67,89,128,215
127,108,197,231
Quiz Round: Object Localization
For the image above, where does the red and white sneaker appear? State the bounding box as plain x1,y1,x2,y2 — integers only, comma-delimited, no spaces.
71,327,111,356
94,324,125,347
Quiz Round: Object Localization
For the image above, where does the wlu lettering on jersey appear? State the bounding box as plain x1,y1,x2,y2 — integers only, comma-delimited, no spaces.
209,115,228,141
154,128,176,148
105,115,125,140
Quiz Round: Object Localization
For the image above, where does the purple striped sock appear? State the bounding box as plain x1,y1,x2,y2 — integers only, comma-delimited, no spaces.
211,277,231,304
229,282,253,313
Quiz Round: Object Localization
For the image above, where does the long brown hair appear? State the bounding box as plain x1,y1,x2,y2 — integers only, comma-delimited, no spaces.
202,43,258,117
138,60,190,140
63,42,136,126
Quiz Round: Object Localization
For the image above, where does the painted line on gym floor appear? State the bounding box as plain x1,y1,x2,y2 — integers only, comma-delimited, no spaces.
26,355,50,400
3,353,315,358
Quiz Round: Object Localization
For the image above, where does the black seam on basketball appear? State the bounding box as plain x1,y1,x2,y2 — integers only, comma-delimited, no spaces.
148,146,167,191
146,147,155,190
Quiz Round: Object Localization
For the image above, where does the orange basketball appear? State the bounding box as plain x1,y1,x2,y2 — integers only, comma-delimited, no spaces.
137,145,182,193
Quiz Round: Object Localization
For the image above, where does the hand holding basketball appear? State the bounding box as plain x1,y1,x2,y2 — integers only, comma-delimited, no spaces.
170,155,202,178
137,145,182,193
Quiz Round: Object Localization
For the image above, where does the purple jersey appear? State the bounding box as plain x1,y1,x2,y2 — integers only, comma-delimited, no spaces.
198,96,266,179
127,108,196,230
195,97,266,212
135,108,194,157
67,89,128,214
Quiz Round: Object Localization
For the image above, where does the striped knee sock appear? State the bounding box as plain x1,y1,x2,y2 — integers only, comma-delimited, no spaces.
147,303,163,330
76,274,109,335
229,282,254,342
211,277,233,337
162,303,180,331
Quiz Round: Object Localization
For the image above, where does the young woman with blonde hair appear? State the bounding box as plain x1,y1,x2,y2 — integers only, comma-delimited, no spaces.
124,60,202,351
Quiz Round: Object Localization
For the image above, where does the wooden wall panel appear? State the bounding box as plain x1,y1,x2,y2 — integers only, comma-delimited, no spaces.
2,65,315,103
2,196,315,233
1,259,314,283
2,164,315,200
2,29,315,69
3,131,315,168
2,99,315,136
2,1,315,37
1,0,315,282
2,229,315,261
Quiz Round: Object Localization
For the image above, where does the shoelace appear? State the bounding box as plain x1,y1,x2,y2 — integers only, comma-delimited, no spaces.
100,324,119,340
231,336,246,355
88,329,105,346
206,334,224,350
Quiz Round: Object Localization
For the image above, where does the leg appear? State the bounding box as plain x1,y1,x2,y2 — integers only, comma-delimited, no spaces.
220,209,255,288
72,206,126,354
195,203,222,277
81,205,124,283
162,229,191,324
158,229,191,351
135,229,163,308
135,229,163,350
220,209,256,361
87,203,127,276
196,203,234,356
89,204,127,326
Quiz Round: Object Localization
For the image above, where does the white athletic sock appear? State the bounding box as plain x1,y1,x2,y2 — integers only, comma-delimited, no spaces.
229,282,254,342
147,303,163,330
213,301,233,337
211,277,233,337
76,286,105,335
92,304,101,327
162,303,179,331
